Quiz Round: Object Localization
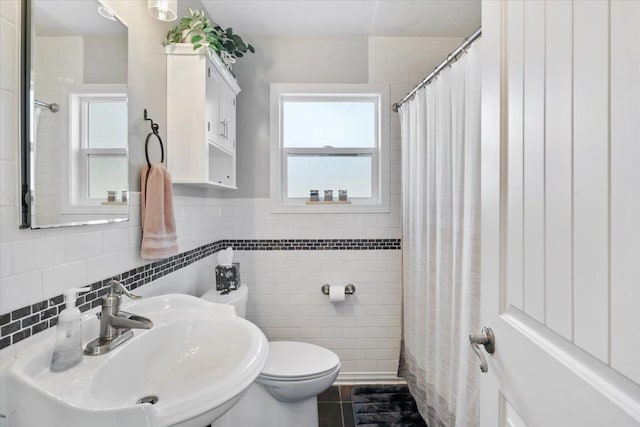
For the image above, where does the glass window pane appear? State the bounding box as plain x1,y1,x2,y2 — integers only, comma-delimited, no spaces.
88,101,128,149
88,155,128,199
283,101,376,148
287,154,371,198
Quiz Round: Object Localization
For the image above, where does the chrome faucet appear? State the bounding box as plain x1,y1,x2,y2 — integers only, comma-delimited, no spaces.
84,280,153,356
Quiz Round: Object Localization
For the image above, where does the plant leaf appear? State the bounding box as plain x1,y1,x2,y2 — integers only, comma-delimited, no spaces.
231,34,246,50
165,9,254,60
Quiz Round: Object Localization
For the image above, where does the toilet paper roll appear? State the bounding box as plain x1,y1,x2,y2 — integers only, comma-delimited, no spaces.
329,285,346,303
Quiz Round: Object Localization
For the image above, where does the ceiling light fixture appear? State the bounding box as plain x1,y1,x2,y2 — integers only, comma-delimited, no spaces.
97,5,117,21
148,0,178,22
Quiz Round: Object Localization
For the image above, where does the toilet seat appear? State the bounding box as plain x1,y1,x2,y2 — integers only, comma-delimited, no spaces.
259,363,340,382
256,342,341,403
259,341,340,382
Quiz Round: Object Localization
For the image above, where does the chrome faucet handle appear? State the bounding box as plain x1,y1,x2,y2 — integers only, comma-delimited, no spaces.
108,279,142,300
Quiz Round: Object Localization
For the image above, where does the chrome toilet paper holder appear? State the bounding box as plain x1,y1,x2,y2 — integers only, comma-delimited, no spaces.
321,283,356,295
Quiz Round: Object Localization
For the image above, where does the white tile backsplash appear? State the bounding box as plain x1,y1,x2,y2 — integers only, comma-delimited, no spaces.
0,242,11,278
0,90,16,161
64,231,104,262
102,228,130,253
229,236,402,375
0,160,13,207
85,252,121,284
12,235,66,274
0,0,16,23
221,198,401,240
0,16,16,92
42,260,86,298
0,271,42,313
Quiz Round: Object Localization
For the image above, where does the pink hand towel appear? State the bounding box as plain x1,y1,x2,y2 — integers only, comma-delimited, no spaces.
140,164,179,259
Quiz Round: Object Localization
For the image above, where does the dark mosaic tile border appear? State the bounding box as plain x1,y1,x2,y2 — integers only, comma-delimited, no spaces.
226,238,401,251
0,238,401,349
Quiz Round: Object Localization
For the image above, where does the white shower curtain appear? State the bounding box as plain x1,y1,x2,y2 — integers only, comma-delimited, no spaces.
399,42,481,427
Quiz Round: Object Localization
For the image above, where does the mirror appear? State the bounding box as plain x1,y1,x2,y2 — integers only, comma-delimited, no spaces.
21,0,129,228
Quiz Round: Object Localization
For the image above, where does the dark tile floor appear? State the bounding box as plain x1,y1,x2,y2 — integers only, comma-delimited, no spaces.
317,385,360,427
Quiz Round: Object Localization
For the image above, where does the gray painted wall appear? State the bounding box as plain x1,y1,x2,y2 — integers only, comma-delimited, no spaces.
103,0,215,195
232,36,369,198
100,0,367,200
83,36,128,84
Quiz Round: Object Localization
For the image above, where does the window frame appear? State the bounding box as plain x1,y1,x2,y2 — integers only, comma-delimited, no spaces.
270,83,390,214
61,84,128,215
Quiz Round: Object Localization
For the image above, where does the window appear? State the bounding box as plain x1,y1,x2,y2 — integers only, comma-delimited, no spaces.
62,84,128,214
270,84,389,213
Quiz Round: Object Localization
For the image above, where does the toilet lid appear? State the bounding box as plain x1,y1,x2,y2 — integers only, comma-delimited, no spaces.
201,285,247,305
260,341,340,380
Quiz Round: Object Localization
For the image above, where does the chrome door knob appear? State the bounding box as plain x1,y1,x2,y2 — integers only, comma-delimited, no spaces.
469,326,495,373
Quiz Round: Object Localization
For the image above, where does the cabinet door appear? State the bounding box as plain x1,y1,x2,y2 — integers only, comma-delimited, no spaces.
206,63,222,147
227,92,236,187
228,93,236,153
218,82,236,154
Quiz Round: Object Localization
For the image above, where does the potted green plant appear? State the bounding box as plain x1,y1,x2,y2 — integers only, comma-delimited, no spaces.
163,8,255,70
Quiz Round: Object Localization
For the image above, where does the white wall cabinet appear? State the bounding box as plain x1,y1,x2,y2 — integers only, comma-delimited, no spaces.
166,44,241,189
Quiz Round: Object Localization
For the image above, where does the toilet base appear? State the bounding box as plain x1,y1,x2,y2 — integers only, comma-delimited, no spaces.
211,381,318,427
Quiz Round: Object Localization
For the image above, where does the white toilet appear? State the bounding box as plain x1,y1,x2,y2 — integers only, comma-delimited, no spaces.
202,286,341,427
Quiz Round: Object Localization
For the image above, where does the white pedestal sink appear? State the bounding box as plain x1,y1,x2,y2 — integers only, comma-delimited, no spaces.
1,294,269,427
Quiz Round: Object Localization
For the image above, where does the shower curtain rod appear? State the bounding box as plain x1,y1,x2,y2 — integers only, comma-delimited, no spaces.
392,27,481,113
34,99,59,113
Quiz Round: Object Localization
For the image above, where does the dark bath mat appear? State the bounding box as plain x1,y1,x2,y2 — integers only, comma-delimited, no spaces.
352,385,428,427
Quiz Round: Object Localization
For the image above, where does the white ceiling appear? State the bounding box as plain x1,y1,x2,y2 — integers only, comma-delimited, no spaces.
34,0,126,37
200,0,481,37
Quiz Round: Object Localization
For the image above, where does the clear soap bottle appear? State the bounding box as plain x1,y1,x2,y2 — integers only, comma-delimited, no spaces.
50,287,90,372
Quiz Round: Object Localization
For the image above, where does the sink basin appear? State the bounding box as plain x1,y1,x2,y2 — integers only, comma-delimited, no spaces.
1,294,268,427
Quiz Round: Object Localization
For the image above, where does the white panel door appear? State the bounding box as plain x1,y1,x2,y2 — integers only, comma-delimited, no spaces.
480,1,640,426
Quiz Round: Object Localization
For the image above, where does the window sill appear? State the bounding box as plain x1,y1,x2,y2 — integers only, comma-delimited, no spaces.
305,200,351,205
270,200,390,214
60,204,128,215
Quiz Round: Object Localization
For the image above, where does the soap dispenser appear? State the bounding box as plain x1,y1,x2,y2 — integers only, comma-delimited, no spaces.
50,287,90,372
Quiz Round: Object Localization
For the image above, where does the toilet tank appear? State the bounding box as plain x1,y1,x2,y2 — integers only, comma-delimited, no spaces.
201,286,248,318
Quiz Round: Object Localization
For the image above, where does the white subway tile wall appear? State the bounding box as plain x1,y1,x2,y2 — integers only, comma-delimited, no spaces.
32,37,83,224
238,249,401,374
219,198,401,240
0,0,21,368
222,199,402,372
0,190,224,312
217,197,402,379
0,238,398,354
